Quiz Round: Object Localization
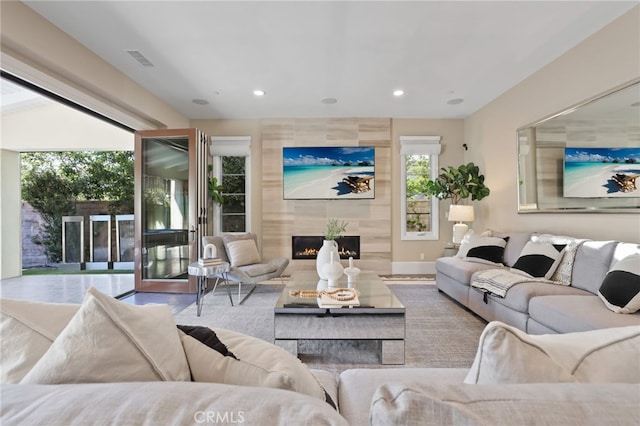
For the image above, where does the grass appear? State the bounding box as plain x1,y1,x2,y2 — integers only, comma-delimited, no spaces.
22,268,133,276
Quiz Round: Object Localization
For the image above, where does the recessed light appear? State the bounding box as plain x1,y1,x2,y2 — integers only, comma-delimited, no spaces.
393,89,404,97
321,97,338,104
192,98,209,105
447,98,464,105
253,90,266,96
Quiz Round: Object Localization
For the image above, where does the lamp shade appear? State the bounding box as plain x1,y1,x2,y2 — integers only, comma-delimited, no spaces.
448,205,474,222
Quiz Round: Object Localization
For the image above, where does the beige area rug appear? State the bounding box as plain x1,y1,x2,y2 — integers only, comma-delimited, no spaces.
173,283,486,373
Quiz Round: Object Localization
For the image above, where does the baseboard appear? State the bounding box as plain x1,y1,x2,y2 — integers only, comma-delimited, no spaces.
391,261,436,275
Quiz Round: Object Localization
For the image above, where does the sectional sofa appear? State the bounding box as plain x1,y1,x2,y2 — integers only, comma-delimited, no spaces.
436,231,640,334
2,284,639,425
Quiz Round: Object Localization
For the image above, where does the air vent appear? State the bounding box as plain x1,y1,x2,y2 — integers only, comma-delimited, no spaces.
125,50,154,67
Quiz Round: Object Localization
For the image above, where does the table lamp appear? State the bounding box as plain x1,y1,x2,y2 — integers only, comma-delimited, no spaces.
448,205,474,244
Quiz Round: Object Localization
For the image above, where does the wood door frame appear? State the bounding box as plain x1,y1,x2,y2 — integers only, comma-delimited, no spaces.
134,128,205,293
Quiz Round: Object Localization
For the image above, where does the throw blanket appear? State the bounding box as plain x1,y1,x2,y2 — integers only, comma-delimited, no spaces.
471,269,556,298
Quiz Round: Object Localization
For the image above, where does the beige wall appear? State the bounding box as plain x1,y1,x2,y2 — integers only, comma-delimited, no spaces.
391,119,465,264
190,119,264,239
464,6,640,243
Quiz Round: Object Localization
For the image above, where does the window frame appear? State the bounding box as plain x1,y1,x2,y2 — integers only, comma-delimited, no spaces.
210,137,251,235
400,136,441,241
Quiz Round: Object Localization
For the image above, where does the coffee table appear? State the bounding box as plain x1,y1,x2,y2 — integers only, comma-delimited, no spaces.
274,270,406,364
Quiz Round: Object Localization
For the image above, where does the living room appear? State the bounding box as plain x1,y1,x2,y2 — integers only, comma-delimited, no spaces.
1,3,639,281
1,2,639,425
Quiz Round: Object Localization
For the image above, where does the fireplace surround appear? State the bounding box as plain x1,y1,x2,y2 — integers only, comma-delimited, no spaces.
291,236,360,260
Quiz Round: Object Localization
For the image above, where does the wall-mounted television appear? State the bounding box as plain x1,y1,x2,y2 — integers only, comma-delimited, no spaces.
563,147,640,198
283,146,375,200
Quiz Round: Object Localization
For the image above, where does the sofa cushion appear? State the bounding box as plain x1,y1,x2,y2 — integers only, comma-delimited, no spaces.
529,295,640,333
1,382,349,426
572,240,618,294
436,256,500,286
0,299,79,383
470,279,590,314
511,241,566,279
180,327,327,402
21,287,191,384
338,368,468,426
370,382,640,426
530,234,586,285
464,321,640,384
462,236,509,265
489,231,532,267
225,239,262,267
598,254,640,314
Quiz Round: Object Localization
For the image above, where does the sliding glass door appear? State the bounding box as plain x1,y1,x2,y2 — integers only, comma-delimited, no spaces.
134,129,208,293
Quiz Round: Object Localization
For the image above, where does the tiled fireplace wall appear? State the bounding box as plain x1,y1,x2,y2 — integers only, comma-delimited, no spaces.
261,118,392,275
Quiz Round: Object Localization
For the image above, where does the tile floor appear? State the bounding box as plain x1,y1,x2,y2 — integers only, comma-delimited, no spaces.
0,273,196,314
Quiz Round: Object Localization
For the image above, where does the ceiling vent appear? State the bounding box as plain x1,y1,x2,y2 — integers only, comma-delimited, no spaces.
125,50,154,67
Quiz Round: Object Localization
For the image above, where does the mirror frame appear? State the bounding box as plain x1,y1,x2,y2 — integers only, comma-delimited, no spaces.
517,78,640,214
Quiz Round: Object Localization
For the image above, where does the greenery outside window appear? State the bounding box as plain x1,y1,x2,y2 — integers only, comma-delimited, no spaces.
210,137,251,234
400,136,441,240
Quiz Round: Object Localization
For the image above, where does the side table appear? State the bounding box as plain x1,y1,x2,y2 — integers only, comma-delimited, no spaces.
187,261,231,316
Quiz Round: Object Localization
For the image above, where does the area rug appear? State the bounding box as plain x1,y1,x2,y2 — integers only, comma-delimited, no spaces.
173,284,486,372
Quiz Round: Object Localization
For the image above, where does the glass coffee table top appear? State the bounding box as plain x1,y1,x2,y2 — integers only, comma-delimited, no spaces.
275,270,405,314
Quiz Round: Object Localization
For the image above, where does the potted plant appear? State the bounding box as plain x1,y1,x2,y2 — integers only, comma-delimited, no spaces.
425,162,490,205
317,218,348,280
207,165,225,205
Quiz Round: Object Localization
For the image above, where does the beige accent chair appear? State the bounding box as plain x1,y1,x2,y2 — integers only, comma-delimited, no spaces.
202,233,288,305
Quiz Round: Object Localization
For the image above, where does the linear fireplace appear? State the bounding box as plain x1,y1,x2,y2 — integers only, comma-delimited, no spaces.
292,236,360,260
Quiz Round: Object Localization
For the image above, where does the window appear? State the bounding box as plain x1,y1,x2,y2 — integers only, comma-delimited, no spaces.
210,137,251,234
400,136,441,240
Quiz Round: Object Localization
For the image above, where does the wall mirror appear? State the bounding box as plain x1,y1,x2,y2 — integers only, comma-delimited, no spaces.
517,79,640,213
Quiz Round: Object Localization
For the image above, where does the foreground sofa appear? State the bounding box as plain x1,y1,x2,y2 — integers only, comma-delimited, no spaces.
2,287,639,425
436,231,640,334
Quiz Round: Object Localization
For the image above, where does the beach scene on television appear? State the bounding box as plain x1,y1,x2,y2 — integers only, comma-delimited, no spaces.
283,146,375,199
563,147,640,198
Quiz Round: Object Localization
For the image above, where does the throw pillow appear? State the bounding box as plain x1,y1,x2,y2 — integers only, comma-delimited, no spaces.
464,321,640,384
598,254,640,314
20,287,191,384
179,327,327,403
0,299,79,383
510,241,566,279
531,234,586,285
455,230,496,259
226,239,262,267
463,236,509,265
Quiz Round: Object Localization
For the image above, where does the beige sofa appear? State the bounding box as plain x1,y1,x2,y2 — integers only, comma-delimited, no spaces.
436,232,640,333
2,281,639,425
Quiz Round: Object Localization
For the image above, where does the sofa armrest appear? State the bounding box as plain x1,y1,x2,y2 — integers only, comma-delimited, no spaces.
370,382,640,426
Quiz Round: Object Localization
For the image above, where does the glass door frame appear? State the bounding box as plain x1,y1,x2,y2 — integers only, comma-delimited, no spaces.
134,128,208,293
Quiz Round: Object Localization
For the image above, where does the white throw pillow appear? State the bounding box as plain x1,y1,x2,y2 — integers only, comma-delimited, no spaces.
455,230,494,259
20,287,191,384
0,299,79,383
462,236,508,265
598,254,640,314
179,327,326,401
226,239,262,267
510,241,565,279
464,321,640,384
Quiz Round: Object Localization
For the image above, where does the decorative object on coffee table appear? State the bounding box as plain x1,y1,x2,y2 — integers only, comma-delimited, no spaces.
343,256,361,286
322,252,344,287
316,218,348,279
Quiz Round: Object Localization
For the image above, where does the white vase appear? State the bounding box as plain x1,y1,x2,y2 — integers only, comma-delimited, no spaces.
343,256,361,287
322,251,344,287
316,239,339,279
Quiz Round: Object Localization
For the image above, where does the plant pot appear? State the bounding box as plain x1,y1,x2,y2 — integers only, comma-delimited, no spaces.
316,239,339,280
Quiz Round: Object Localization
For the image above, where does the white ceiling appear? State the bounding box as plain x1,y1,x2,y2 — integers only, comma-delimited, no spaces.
22,1,638,120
